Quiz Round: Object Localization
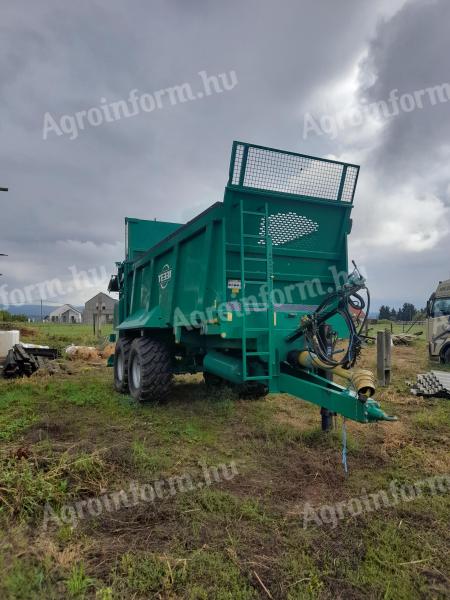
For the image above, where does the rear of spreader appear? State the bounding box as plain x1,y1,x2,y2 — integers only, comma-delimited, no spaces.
110,141,395,424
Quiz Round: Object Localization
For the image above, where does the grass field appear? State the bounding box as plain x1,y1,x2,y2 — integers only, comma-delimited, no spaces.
0,323,449,599
368,321,427,340
0,322,113,353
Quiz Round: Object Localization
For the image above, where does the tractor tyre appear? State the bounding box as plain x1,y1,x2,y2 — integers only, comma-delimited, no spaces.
238,382,269,399
128,338,173,403
114,338,132,393
203,371,227,388
443,346,450,365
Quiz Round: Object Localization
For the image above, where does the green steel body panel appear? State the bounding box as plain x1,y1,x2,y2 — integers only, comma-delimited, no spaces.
125,217,182,261
111,141,389,423
116,142,356,335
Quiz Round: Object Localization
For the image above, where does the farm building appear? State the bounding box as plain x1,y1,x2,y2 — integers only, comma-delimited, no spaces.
47,304,82,323
83,292,117,325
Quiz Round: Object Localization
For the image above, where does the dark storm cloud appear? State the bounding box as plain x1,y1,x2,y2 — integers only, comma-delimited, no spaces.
346,0,450,307
358,0,450,193
0,0,445,308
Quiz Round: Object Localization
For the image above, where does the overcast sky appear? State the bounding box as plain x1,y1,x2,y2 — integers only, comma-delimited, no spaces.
1,0,449,310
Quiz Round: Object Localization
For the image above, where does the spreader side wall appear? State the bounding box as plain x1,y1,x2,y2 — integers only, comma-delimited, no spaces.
117,204,226,330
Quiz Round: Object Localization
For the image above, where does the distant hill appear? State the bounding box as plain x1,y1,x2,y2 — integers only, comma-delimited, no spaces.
0,304,84,319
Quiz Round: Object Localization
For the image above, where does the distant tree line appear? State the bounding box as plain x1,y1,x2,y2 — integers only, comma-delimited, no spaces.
0,309,28,322
378,303,425,321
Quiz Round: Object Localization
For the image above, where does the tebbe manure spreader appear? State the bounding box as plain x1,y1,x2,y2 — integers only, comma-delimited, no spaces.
109,141,396,429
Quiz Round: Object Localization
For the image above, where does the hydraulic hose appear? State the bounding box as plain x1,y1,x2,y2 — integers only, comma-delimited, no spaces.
306,284,370,369
287,267,370,370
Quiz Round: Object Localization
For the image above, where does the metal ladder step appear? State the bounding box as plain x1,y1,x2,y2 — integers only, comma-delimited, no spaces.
242,210,265,216
239,198,274,382
226,240,264,247
241,303,268,309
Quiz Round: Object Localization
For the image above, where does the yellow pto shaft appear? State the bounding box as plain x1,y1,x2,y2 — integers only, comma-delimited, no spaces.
296,351,376,397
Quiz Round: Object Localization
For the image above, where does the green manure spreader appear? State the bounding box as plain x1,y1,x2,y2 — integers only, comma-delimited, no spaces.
109,141,396,429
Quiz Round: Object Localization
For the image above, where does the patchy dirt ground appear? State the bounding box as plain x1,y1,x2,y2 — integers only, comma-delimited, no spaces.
0,332,449,599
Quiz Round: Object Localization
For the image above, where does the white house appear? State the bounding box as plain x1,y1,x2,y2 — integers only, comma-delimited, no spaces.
47,304,82,324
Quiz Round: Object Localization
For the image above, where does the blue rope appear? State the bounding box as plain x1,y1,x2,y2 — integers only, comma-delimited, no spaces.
342,418,348,475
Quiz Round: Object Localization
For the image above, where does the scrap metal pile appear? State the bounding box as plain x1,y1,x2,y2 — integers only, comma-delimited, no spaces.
2,344,58,378
411,370,450,398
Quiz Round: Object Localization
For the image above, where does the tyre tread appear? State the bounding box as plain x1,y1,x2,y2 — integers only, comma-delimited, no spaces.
114,338,132,393
128,338,173,402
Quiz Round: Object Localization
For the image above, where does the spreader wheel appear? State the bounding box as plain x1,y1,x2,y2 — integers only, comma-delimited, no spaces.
128,337,173,402
203,371,227,388
238,381,269,399
443,346,450,365
114,338,132,393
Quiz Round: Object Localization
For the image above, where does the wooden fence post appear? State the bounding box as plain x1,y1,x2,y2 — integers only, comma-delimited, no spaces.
384,329,391,386
377,331,385,385
377,330,392,386
364,319,369,337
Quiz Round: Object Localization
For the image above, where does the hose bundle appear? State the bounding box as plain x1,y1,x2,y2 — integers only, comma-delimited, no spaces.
287,266,370,370
306,283,370,369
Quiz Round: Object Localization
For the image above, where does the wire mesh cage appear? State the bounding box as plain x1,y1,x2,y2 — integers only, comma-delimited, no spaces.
229,142,359,202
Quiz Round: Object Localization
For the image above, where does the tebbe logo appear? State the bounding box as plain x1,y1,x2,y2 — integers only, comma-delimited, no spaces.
158,264,172,289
